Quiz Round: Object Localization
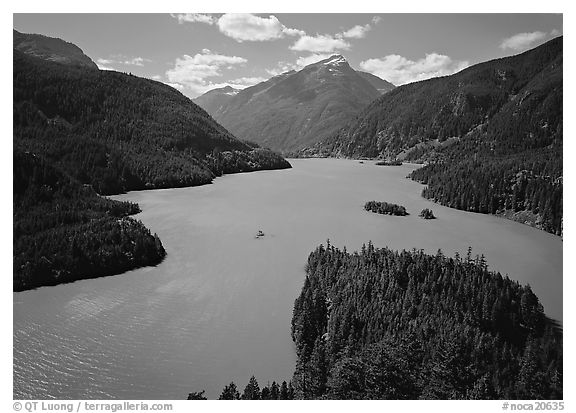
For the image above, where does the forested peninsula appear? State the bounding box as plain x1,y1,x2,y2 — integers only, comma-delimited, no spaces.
13,38,291,290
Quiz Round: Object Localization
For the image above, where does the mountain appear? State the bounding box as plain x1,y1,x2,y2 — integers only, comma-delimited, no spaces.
195,55,394,152
193,85,240,116
309,38,563,235
13,29,98,69
14,47,290,196
357,71,395,94
311,38,562,160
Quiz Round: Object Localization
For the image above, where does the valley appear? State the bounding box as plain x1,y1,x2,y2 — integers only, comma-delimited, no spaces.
12,17,563,402
13,159,562,399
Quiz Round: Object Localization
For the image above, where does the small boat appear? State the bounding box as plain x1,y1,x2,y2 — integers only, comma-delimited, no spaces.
256,230,265,238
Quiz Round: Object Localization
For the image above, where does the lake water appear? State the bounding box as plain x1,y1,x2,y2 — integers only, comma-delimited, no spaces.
13,159,562,399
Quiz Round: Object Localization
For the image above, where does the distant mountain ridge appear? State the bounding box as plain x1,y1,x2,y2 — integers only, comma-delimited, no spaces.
193,85,241,116
14,29,98,69
194,55,395,152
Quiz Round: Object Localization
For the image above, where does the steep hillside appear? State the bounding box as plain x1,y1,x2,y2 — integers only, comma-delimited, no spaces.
14,29,98,69
308,38,563,235
197,55,393,151
313,37,562,159
14,49,290,196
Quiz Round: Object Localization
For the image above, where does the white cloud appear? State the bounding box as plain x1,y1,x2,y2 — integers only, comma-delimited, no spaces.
172,13,306,42
228,77,267,88
165,82,185,91
265,53,333,76
372,16,382,24
295,53,333,68
96,58,117,71
123,57,150,66
165,50,248,96
96,56,150,68
338,24,371,39
360,53,469,85
290,34,350,53
217,14,304,42
171,13,216,25
499,31,547,51
550,29,561,37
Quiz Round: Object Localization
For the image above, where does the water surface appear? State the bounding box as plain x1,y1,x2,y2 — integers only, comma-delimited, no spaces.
14,159,562,399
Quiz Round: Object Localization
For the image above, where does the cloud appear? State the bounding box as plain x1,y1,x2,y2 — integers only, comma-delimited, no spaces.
290,34,350,53
338,24,371,39
499,31,547,51
372,16,382,24
171,13,216,25
216,13,305,42
124,57,150,66
290,17,377,53
265,53,333,76
295,53,333,68
96,56,150,69
360,53,469,85
96,58,117,71
550,29,561,37
165,82,185,91
165,49,248,95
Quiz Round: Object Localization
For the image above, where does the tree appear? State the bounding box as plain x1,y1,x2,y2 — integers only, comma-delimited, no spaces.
279,381,289,400
187,390,207,400
242,376,261,400
218,382,240,400
419,208,436,219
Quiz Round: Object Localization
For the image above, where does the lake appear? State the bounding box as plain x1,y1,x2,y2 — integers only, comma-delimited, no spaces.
13,159,563,399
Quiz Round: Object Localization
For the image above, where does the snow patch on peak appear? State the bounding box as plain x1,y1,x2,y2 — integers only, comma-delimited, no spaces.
323,55,347,66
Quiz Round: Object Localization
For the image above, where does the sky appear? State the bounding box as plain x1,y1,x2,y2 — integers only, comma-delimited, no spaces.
13,13,563,98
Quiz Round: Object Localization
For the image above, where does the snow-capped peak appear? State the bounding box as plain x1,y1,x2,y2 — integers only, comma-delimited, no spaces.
323,55,347,66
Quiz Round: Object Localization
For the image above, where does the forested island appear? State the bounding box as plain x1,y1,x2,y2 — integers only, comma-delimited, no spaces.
364,201,408,216
419,208,436,219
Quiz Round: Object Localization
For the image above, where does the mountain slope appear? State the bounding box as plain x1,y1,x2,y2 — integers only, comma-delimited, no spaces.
310,38,563,235
196,55,394,152
313,37,562,159
357,71,395,94
14,49,290,196
193,85,240,116
14,29,98,69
